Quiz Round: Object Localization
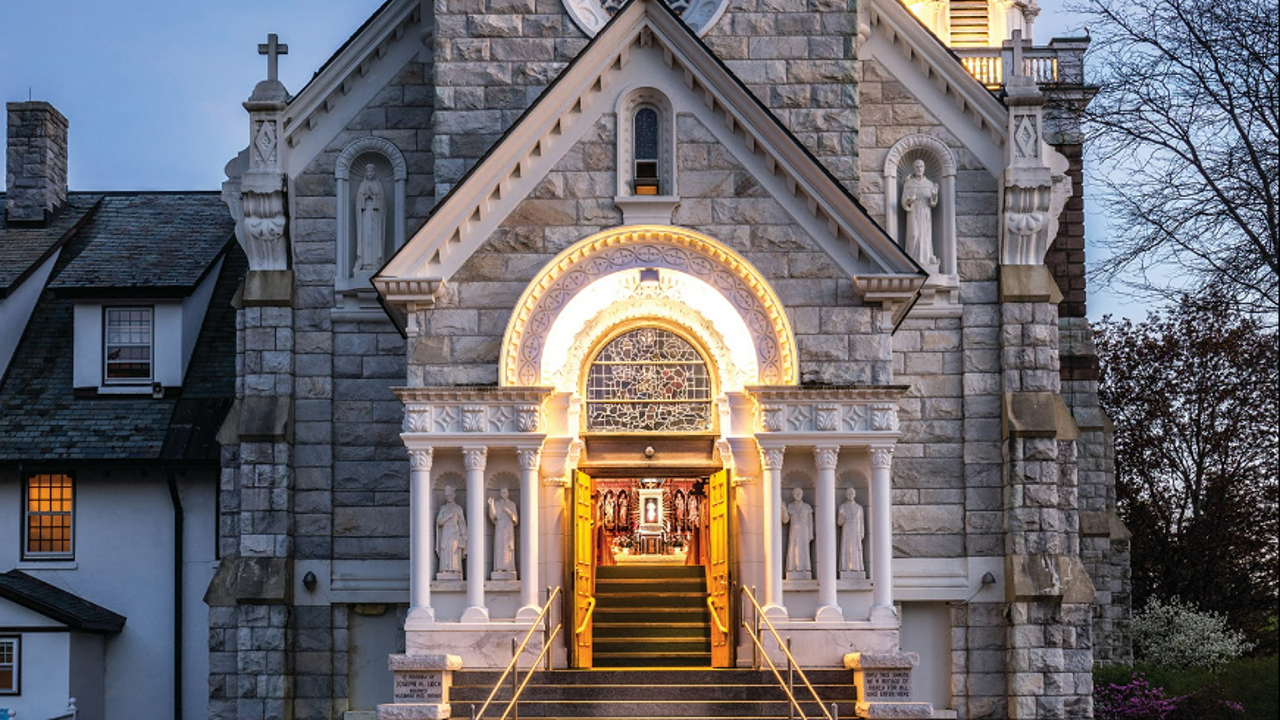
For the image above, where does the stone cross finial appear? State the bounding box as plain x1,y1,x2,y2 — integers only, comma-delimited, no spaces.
258,33,289,82
1011,29,1025,78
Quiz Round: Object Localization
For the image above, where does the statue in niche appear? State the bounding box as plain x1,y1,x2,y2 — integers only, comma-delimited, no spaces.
603,490,615,528
901,159,939,268
615,490,629,532
488,487,519,579
354,163,385,273
837,487,866,577
435,485,466,580
781,487,814,580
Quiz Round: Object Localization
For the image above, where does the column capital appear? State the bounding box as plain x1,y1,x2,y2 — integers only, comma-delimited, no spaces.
408,447,434,470
462,446,489,470
516,447,542,470
759,445,786,470
869,445,894,469
813,445,840,470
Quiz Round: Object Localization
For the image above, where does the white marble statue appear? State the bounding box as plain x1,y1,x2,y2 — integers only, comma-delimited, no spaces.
837,487,866,576
435,485,466,579
354,163,385,273
488,487,519,578
780,487,814,579
901,159,939,267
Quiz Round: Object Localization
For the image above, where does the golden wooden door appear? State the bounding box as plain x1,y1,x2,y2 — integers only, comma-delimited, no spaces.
708,469,732,667
571,470,594,668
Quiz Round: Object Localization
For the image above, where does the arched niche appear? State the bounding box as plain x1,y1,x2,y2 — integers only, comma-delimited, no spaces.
500,225,798,387
615,87,676,198
336,137,408,289
884,134,957,278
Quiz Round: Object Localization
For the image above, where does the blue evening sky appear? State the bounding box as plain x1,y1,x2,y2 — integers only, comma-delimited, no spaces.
4,1,1130,317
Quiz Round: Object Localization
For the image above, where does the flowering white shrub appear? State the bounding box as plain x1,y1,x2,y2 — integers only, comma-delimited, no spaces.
1132,597,1255,668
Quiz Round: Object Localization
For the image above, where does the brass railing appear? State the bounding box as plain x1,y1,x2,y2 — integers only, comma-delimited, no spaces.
471,586,563,720
574,595,595,635
740,586,838,720
707,596,729,635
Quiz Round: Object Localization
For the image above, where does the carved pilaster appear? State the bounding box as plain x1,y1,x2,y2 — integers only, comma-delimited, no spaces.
870,445,894,469
516,448,541,470
760,447,786,470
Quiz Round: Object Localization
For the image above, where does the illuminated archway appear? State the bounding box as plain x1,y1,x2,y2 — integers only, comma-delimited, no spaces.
501,225,798,387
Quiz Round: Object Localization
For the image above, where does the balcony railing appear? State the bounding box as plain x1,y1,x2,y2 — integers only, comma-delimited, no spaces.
954,38,1087,90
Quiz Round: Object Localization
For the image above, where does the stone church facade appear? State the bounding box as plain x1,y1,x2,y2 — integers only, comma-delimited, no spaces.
207,0,1130,717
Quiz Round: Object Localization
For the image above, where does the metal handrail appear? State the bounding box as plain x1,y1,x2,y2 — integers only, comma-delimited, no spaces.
707,596,728,635
471,586,562,720
574,596,596,635
740,586,835,720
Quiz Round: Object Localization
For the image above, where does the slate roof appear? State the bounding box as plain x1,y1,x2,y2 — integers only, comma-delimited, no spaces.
0,192,243,463
49,192,233,295
0,193,103,295
0,569,126,633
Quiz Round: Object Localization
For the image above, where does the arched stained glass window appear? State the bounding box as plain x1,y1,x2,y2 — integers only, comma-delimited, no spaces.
586,327,712,432
633,107,660,195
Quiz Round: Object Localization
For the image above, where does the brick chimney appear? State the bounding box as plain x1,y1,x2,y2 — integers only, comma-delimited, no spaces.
6,101,69,224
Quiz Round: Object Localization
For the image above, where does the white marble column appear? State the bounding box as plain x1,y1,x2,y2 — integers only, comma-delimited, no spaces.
813,445,842,621
870,445,895,619
759,445,787,617
408,448,434,624
516,447,541,620
462,446,489,622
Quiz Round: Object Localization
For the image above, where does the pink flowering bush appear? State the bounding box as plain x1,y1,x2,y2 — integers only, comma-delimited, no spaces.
1095,673,1246,720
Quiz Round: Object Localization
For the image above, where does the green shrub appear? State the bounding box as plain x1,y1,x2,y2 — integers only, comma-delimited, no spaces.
1095,657,1279,720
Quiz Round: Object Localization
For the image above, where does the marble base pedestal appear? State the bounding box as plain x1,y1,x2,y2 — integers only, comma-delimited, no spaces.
376,654,463,720
844,652,933,720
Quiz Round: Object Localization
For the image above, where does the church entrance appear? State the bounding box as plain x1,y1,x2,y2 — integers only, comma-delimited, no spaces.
570,469,731,668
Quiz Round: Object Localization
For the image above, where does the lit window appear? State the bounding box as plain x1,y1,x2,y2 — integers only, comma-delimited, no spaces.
24,474,74,559
633,107,661,195
586,327,712,432
0,637,17,694
104,307,152,382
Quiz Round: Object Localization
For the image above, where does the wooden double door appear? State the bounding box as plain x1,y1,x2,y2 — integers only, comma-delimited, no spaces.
570,469,732,668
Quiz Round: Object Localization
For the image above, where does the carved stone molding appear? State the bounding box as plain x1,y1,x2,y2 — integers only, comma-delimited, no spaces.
408,448,434,470
813,446,840,470
398,387,554,438
516,448,542,470
1001,77,1072,266
760,447,787,470
562,0,729,38
869,446,894,469
748,386,908,436
502,226,797,388
462,447,489,470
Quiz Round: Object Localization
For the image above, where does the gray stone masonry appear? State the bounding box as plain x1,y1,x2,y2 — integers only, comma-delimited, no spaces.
430,0,859,198
5,101,69,222
410,112,886,387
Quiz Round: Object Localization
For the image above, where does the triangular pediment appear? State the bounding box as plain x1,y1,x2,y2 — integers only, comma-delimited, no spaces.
376,0,924,310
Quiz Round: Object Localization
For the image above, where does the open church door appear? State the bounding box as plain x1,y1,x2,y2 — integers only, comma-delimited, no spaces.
708,469,732,667
571,470,594,668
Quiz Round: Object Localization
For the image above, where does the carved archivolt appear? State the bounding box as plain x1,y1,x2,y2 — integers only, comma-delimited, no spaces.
501,226,797,387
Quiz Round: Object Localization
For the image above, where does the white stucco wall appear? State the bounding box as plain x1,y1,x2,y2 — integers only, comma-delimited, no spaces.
0,249,60,380
0,469,216,720
0,630,70,720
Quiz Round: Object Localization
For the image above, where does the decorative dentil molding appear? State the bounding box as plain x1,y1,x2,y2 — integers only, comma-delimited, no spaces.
748,386,907,435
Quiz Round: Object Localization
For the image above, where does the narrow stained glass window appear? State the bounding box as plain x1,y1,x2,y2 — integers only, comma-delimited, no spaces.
634,107,660,194
586,327,712,432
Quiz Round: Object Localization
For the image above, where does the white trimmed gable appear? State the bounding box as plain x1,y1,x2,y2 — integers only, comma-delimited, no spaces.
376,0,924,311
859,0,1008,175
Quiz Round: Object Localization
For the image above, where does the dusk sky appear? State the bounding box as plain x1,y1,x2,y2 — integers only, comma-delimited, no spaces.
3,1,1124,314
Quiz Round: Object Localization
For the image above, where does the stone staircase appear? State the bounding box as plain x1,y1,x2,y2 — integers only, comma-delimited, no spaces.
448,667,857,719
594,564,710,668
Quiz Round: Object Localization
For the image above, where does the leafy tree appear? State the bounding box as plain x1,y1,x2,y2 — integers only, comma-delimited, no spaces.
1077,0,1279,314
1095,295,1279,653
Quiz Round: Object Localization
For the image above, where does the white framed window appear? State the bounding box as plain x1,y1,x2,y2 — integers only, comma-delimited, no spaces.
615,87,676,199
23,474,74,560
0,636,19,695
103,306,153,383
